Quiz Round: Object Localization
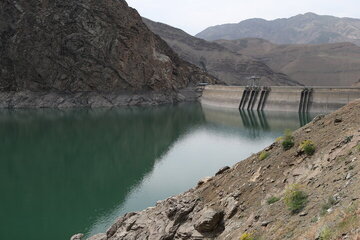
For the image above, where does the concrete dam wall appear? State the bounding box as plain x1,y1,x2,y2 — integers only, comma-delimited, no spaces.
201,85,360,112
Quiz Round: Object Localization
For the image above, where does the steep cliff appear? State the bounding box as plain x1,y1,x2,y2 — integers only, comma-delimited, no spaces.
0,0,217,108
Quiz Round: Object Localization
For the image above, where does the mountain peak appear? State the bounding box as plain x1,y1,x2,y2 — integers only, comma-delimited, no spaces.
196,13,360,45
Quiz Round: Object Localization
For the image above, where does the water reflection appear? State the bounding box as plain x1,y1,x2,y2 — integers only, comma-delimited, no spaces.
0,104,205,240
0,103,318,240
202,106,318,138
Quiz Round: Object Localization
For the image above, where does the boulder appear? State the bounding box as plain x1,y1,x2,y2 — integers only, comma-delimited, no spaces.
215,166,230,176
70,233,84,240
194,208,224,233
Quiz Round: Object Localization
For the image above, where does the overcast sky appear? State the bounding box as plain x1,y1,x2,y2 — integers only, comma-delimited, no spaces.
127,0,360,35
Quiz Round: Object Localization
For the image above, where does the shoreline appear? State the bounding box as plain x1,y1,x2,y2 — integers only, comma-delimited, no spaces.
82,99,360,240
0,87,203,109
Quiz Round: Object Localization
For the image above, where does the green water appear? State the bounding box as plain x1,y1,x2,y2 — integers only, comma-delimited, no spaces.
0,103,315,240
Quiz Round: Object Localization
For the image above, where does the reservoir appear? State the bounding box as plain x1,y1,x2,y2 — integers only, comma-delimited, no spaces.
0,103,316,240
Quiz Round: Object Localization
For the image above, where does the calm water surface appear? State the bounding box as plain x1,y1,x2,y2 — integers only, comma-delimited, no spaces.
0,103,315,240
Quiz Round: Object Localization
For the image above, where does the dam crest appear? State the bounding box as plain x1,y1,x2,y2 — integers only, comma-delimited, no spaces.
201,85,360,112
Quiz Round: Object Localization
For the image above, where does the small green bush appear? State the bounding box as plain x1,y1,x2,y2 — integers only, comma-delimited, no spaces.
300,140,316,156
282,129,295,150
320,196,336,216
319,227,332,240
284,184,308,214
267,196,280,205
239,233,254,240
357,144,360,152
259,151,270,161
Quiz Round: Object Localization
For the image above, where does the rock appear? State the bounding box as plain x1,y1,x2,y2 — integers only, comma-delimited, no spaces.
313,114,325,123
176,93,186,101
346,173,352,180
224,197,239,219
197,177,212,186
194,208,224,233
215,166,230,176
299,212,308,216
86,233,107,240
334,118,343,123
261,221,272,227
305,128,312,133
0,0,217,108
70,233,84,240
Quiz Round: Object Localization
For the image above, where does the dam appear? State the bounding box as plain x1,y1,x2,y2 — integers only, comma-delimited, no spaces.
201,85,360,112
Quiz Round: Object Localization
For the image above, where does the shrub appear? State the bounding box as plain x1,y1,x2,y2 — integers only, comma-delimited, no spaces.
284,184,308,214
275,136,283,142
259,151,270,161
239,233,254,240
282,129,295,150
319,227,332,240
320,196,337,216
357,144,360,152
267,196,280,205
300,140,316,155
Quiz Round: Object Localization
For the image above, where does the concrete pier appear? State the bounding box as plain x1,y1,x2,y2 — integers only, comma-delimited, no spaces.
201,85,360,112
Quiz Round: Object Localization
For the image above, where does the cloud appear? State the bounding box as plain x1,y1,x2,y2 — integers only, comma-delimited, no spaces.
127,0,360,35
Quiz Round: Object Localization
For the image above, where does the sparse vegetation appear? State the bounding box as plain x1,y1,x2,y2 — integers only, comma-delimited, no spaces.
267,196,280,205
275,136,283,142
320,196,337,216
239,232,254,240
343,136,353,144
259,151,270,161
282,129,295,150
319,227,332,240
300,140,316,156
310,216,318,223
284,184,308,214
357,143,360,152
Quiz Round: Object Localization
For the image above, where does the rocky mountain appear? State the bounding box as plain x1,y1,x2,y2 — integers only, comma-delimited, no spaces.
196,12,360,46
143,18,301,86
0,0,217,108
85,99,360,240
217,38,360,86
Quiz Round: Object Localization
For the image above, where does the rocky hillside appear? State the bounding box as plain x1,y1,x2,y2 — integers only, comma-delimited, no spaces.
85,99,360,240
217,38,360,86
196,12,360,46
0,0,216,108
143,18,300,86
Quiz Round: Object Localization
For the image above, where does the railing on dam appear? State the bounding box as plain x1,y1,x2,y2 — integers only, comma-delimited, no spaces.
201,85,360,113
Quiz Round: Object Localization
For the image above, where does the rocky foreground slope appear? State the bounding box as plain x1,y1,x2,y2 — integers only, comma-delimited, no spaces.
0,0,216,108
143,18,300,86
217,38,360,86
196,12,360,46
84,100,360,240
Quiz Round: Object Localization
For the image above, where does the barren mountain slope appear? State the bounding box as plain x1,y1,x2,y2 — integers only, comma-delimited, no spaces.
0,0,216,108
196,12,360,46
143,18,300,86
217,38,360,86
87,99,360,239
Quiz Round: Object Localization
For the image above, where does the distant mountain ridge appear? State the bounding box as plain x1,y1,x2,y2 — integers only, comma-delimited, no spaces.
143,18,300,86
216,38,360,86
196,12,360,46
